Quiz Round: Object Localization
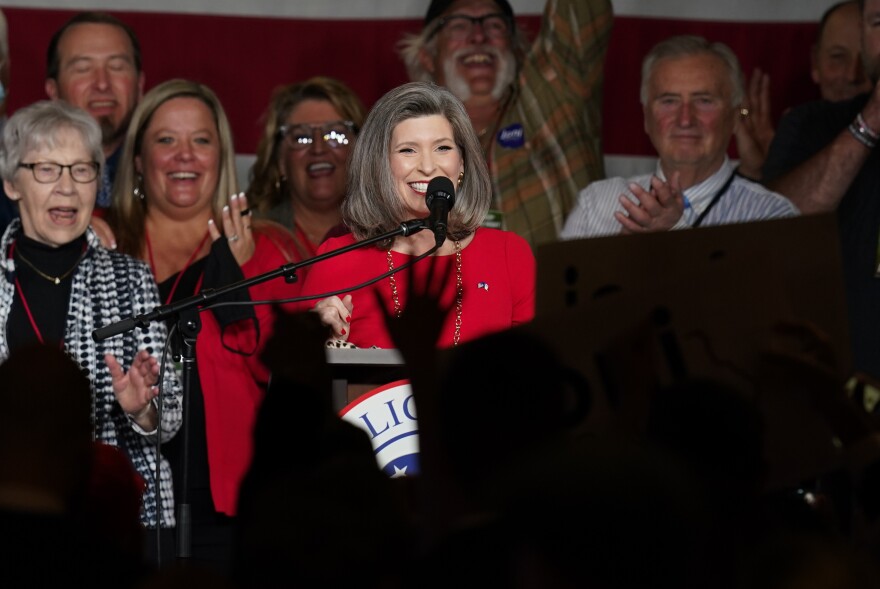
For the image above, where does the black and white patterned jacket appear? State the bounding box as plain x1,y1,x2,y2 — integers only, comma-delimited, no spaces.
0,220,182,527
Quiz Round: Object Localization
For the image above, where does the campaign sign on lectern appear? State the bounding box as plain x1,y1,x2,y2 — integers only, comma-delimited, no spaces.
339,379,419,477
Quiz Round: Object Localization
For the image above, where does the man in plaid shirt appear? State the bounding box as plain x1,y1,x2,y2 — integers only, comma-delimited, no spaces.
399,0,613,247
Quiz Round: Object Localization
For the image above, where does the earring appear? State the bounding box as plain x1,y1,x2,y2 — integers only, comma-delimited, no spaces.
133,175,145,200
274,174,287,192
457,171,464,187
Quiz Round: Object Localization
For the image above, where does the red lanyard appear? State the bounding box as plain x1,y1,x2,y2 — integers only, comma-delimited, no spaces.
13,276,55,346
145,230,210,304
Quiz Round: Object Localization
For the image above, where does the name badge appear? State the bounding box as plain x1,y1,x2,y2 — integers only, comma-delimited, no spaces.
497,123,525,149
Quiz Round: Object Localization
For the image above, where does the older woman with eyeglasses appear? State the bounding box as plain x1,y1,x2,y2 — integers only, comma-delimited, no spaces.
248,77,366,259
0,100,181,530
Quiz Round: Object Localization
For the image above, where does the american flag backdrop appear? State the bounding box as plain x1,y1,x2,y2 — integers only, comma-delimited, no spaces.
2,0,838,178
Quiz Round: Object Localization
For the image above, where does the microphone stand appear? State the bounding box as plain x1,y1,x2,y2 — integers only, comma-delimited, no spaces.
92,217,429,560
174,307,199,561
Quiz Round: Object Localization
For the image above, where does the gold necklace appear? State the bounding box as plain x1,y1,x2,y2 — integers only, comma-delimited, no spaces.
386,240,463,346
14,244,87,285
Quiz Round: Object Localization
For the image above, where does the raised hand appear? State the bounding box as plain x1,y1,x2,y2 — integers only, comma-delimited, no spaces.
734,68,775,180
374,253,466,546
208,192,256,266
375,255,453,358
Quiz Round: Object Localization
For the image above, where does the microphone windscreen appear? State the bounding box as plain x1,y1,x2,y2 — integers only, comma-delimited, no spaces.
426,176,456,208
92,317,140,342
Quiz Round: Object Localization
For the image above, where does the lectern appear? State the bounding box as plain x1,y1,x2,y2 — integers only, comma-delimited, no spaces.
326,348,419,476
325,347,405,411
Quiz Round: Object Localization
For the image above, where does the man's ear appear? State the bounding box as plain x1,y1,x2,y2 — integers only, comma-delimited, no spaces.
419,47,437,76
810,45,821,86
45,78,59,100
137,71,145,99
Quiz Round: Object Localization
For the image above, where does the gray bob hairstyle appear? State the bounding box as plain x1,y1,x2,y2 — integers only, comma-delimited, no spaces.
640,35,745,107
0,100,104,184
343,81,491,242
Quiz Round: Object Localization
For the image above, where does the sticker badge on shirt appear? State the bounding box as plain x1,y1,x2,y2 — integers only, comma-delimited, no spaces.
497,123,525,149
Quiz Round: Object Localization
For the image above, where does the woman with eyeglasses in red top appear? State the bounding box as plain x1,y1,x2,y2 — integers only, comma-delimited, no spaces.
248,77,367,260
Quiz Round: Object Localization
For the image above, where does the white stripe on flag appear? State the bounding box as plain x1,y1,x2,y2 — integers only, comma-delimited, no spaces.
0,0,834,21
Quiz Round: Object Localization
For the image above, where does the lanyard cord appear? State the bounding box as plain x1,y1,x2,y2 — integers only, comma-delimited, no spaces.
692,172,737,228
146,230,210,304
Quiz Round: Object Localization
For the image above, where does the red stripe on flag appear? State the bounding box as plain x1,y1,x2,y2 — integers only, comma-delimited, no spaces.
6,8,819,160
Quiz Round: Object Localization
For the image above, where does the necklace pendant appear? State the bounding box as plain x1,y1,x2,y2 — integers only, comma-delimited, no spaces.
53,277,61,285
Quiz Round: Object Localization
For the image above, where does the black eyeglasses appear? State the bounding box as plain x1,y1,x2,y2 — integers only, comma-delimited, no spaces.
18,161,100,184
429,13,512,41
277,120,357,150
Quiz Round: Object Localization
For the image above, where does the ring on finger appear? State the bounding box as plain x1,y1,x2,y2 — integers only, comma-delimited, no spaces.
240,208,251,217
228,234,240,242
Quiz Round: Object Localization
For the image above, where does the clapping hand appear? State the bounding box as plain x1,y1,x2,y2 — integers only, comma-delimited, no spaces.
90,216,118,250
105,350,160,430
616,172,685,234
312,294,354,341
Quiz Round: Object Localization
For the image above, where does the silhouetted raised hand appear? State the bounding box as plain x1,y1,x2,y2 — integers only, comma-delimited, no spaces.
373,255,467,548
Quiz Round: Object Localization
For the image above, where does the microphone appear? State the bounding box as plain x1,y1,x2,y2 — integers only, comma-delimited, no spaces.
425,176,456,247
93,316,143,342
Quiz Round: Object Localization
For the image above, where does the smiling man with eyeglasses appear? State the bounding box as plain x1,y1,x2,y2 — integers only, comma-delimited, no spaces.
399,0,613,247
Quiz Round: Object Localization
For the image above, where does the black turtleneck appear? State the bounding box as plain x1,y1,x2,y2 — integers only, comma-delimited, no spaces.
7,233,87,352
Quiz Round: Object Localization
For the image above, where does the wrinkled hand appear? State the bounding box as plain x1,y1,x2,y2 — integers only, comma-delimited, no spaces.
616,172,684,234
734,68,775,180
105,350,159,428
90,215,117,250
208,192,255,266
312,294,353,341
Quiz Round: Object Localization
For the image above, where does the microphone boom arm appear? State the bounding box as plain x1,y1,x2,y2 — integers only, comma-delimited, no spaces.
93,218,429,342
